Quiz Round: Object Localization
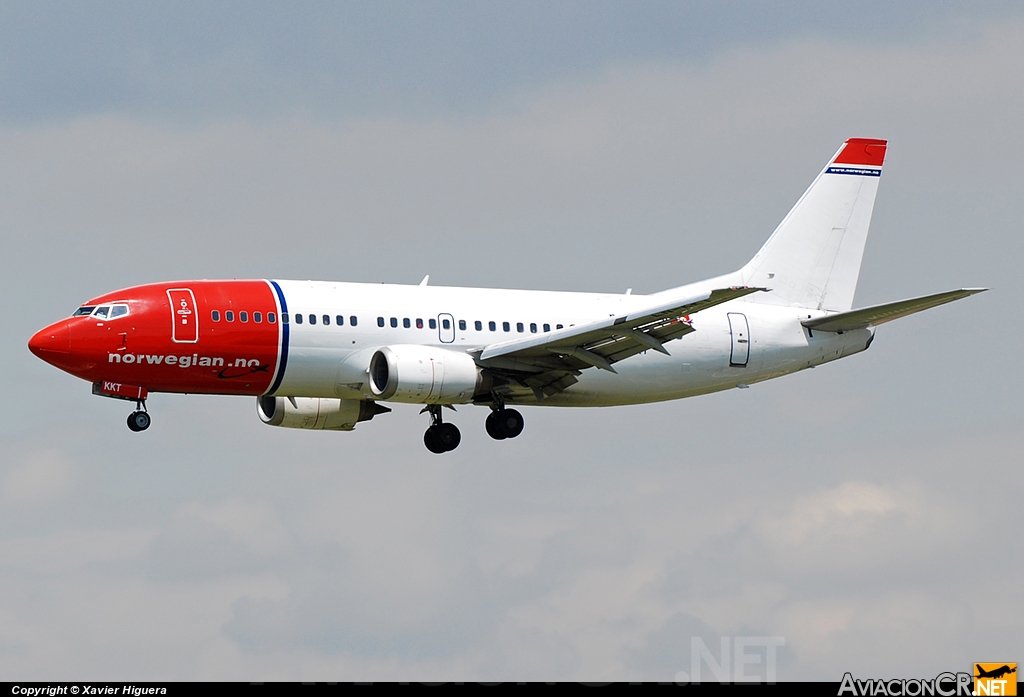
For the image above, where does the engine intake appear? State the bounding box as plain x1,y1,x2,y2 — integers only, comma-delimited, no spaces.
257,396,390,431
367,345,487,403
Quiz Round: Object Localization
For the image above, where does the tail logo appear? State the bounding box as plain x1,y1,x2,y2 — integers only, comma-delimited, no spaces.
827,165,881,177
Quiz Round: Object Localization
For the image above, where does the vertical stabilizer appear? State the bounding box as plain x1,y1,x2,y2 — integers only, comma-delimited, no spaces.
739,138,887,311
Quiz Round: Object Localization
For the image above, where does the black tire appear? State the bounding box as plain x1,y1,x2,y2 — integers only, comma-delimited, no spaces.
128,411,151,432
485,411,508,440
437,423,461,451
424,426,446,454
499,409,524,439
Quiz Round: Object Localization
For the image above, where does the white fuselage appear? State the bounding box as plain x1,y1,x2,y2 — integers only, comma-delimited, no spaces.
273,279,873,407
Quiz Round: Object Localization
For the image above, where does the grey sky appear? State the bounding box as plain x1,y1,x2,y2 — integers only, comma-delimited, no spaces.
1,3,1021,681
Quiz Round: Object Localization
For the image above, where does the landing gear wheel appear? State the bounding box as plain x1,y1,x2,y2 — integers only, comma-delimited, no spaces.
498,409,524,439
424,423,461,453
127,411,151,432
424,426,446,454
422,405,461,453
437,422,461,451
485,411,508,440
485,408,524,440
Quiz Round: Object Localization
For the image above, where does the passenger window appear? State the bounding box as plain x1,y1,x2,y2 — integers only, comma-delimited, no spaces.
308,314,316,325
73,306,96,317
543,323,551,332
226,311,235,322
212,310,221,322
403,318,411,328
489,321,496,331
350,316,357,326
281,313,288,324
556,324,563,329
429,319,437,329
254,312,262,323
475,321,482,331
295,313,303,324
323,315,330,325
530,323,537,333
240,311,249,323
503,322,510,332
390,317,398,328
377,317,385,327
442,319,451,330
336,315,344,326
269,312,277,324
517,322,524,332
93,306,110,319
110,305,129,318
416,318,424,328
458,319,466,330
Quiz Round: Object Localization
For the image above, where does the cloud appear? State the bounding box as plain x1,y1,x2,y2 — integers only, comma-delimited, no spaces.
177,498,290,554
760,481,904,544
1,12,1022,682
3,449,77,502
0,528,155,573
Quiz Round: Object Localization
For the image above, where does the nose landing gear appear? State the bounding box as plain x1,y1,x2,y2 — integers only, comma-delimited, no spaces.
423,405,461,454
127,401,150,432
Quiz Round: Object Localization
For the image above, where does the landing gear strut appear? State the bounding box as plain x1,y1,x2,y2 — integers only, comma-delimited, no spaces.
423,405,461,454
126,401,151,432
485,402,524,441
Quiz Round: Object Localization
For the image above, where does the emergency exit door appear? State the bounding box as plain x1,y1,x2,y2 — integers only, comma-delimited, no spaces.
438,313,456,343
167,288,199,343
728,312,749,367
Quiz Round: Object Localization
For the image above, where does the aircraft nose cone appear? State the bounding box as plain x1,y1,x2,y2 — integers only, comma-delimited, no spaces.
28,321,71,360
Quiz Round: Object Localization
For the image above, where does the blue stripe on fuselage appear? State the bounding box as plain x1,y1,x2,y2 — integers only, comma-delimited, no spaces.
268,280,289,395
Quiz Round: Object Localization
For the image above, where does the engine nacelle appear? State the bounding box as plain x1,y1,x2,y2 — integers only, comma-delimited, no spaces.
367,345,486,404
257,396,390,431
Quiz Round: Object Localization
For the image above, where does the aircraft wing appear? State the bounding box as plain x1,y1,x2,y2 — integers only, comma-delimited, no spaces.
801,288,987,333
476,286,763,398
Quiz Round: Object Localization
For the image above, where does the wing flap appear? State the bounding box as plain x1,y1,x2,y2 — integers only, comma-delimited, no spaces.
479,286,762,363
474,287,762,398
801,288,987,332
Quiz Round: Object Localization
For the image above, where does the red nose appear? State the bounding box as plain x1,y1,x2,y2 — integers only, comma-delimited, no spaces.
28,321,71,361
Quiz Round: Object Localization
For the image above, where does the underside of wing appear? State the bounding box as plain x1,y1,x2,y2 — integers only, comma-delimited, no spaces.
476,286,764,399
801,288,987,333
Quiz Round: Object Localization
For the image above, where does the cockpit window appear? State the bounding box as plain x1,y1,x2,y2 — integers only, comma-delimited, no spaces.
109,304,129,318
73,306,95,316
93,306,110,319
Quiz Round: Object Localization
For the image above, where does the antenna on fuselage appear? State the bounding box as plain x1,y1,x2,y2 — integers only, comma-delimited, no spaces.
420,275,430,286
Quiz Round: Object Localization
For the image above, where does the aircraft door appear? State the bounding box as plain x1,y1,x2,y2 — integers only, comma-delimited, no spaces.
728,312,749,366
437,313,456,343
167,288,199,343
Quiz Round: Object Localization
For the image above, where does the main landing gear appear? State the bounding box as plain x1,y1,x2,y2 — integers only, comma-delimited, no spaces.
126,401,150,432
420,401,526,453
485,405,524,441
423,405,461,454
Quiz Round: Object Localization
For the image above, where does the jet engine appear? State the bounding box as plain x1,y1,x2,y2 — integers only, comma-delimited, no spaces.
257,396,390,431
367,345,488,404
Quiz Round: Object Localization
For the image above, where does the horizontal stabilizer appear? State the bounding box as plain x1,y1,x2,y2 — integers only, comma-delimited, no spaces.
801,288,987,332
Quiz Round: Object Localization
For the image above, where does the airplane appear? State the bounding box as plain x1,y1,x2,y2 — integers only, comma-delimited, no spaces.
28,138,985,453
975,665,1016,680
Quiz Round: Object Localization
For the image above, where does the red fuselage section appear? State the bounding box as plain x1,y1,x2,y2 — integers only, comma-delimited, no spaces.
28,280,283,396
